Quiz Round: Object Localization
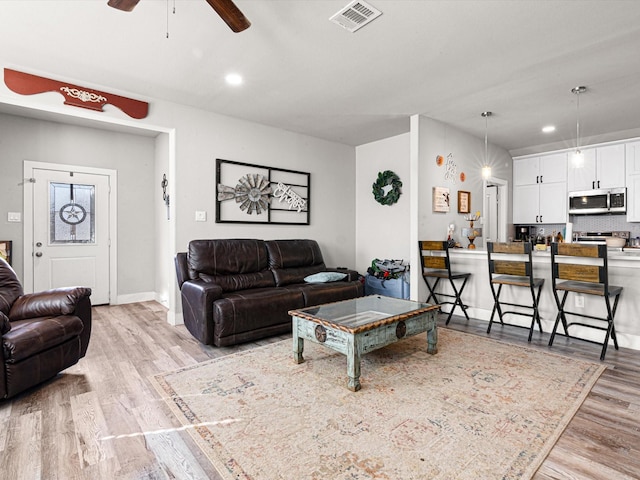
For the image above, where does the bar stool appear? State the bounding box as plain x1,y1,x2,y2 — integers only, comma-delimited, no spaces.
418,240,471,325
548,242,622,360
486,241,544,341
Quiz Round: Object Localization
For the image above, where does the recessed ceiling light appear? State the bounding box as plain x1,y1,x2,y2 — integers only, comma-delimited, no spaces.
542,125,556,133
225,73,243,86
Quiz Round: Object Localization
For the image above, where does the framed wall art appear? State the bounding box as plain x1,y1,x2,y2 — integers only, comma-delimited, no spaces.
457,191,470,214
216,159,310,225
432,186,450,213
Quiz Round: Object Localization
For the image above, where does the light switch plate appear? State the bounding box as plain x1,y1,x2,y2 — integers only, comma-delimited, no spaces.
195,211,207,222
7,212,21,222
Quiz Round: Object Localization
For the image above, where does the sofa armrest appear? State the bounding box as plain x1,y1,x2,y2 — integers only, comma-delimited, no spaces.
330,268,361,282
180,279,223,345
8,287,92,321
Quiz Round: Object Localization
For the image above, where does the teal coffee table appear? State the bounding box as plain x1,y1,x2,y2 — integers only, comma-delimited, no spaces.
290,295,440,391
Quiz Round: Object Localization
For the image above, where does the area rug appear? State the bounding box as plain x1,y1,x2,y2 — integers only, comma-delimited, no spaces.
150,329,605,480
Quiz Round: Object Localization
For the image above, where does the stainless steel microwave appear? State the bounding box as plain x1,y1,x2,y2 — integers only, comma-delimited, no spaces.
568,187,626,215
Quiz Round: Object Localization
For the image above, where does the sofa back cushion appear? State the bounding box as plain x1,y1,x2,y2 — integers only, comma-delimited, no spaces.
187,239,275,292
265,239,327,286
0,258,24,316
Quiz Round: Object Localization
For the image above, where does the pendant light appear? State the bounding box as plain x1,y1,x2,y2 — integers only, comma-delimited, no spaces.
571,86,587,168
481,111,492,179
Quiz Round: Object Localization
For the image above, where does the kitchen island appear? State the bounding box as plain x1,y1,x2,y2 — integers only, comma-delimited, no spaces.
417,246,640,352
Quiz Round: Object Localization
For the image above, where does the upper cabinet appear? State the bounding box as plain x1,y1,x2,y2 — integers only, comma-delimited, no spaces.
513,153,567,224
514,152,567,186
567,144,625,192
626,141,640,222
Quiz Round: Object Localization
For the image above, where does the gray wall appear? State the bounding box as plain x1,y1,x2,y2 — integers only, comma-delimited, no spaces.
0,113,156,295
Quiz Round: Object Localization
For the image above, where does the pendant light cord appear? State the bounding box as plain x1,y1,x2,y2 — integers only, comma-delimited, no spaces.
576,90,580,151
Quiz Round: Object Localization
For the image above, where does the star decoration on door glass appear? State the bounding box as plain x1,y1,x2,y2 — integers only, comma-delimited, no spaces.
59,203,87,225
217,174,273,215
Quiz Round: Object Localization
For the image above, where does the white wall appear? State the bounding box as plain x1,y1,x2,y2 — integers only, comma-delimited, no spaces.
411,115,514,302
355,133,410,274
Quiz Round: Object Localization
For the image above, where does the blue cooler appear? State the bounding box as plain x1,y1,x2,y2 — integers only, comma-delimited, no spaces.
364,274,410,299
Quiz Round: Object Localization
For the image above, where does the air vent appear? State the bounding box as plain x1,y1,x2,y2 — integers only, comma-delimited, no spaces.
329,1,382,33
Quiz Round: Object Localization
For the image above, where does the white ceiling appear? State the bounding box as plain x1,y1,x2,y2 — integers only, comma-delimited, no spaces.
2,0,640,155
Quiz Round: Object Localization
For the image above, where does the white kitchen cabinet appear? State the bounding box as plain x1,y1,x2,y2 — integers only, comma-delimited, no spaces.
513,153,567,224
568,144,625,191
626,141,640,222
626,141,640,175
514,153,566,186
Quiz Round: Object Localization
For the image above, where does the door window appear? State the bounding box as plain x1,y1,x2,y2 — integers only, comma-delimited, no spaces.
49,182,95,244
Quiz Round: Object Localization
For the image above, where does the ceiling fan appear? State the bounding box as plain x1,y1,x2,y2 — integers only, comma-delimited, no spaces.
107,0,251,33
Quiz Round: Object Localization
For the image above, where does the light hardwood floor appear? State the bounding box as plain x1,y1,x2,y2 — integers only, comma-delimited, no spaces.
1,301,638,479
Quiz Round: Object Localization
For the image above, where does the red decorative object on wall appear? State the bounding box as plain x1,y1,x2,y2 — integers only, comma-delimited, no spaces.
3,68,148,119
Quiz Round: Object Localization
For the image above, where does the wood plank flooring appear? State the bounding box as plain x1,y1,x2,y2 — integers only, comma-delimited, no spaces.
0,301,638,479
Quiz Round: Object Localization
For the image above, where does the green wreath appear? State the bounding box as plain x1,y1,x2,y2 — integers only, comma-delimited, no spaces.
372,170,402,206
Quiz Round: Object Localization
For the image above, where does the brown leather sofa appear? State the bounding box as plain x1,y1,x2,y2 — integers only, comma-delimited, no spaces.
175,239,364,346
0,258,92,399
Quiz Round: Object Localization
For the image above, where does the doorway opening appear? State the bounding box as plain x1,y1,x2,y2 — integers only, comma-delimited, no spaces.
483,177,508,245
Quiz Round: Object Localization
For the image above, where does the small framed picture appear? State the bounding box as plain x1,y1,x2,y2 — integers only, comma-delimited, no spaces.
432,186,450,213
0,241,12,265
458,191,471,214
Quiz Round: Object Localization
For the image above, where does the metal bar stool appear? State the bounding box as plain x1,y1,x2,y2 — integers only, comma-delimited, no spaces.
548,242,622,360
418,240,471,325
486,241,544,341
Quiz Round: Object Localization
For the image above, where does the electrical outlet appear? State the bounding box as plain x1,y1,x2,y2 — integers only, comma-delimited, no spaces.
575,295,584,308
7,212,21,222
195,211,207,222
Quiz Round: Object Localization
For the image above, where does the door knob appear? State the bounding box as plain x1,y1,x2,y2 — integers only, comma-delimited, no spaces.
35,252,43,257
36,242,42,247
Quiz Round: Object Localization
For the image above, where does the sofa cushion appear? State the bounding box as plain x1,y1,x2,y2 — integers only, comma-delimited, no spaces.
294,282,365,307
3,315,84,363
265,240,327,286
212,287,304,341
188,239,275,292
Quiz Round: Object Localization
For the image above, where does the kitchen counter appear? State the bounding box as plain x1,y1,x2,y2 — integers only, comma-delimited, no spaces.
415,245,640,352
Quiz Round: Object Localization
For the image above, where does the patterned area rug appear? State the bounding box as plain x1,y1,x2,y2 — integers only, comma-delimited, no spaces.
151,329,605,480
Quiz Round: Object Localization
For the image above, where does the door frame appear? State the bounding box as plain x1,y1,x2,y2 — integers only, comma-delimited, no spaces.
23,160,118,303
482,176,509,244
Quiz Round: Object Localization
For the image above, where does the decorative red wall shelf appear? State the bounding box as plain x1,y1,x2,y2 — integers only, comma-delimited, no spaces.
3,68,148,119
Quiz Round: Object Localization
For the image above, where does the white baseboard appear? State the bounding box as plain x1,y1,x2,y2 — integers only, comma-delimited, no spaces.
114,291,156,305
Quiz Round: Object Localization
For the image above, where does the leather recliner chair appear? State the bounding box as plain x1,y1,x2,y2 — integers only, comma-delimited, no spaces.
0,258,92,399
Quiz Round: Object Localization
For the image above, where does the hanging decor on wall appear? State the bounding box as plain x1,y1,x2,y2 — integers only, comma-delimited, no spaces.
216,159,310,225
433,186,450,213
3,68,149,119
436,153,466,184
372,170,402,206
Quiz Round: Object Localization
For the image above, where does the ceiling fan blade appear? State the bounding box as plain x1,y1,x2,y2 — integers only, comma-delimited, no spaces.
205,0,251,32
107,0,141,12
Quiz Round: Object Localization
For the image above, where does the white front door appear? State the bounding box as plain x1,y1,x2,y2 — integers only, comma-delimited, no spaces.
31,168,111,304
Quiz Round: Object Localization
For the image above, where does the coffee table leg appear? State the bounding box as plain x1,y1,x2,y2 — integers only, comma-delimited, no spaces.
347,337,361,392
427,323,438,355
292,317,304,364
